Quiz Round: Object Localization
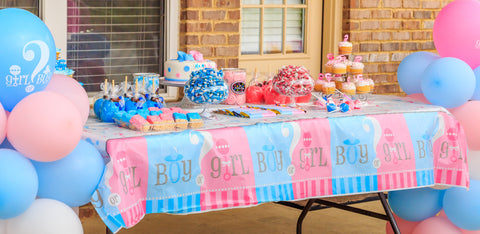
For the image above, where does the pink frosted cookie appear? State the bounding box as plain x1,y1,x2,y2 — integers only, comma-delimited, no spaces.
147,115,163,131
130,114,150,132
160,113,175,130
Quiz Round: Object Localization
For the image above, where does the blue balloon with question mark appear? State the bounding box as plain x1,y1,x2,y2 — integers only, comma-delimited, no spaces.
0,8,56,111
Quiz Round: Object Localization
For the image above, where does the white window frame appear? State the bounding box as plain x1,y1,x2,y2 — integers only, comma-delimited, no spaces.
40,0,180,101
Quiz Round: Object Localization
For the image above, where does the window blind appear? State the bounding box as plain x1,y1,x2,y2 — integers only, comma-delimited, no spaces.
241,3,305,55
0,0,38,15
67,0,165,92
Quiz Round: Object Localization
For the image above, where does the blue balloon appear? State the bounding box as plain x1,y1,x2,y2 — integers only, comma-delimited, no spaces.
388,187,444,222
443,179,480,231
0,8,56,111
471,66,480,100
397,51,440,95
421,57,475,108
31,140,105,207
0,149,38,219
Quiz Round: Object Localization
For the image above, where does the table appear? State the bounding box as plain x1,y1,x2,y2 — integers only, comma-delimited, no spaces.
83,95,469,233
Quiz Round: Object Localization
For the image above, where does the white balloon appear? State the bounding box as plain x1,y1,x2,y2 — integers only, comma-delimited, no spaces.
0,219,6,234
468,150,480,180
5,199,83,234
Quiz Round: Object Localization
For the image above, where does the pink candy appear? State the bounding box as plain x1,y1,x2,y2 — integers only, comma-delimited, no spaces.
272,65,314,97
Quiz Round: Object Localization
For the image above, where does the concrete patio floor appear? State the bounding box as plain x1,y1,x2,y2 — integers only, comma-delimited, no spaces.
82,199,387,234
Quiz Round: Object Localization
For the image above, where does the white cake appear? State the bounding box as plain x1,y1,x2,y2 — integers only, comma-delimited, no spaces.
164,51,217,82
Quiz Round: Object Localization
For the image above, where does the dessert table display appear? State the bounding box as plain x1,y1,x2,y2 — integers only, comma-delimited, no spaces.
83,95,468,233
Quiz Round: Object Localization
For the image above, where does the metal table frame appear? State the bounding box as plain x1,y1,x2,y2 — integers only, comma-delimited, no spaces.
277,192,400,234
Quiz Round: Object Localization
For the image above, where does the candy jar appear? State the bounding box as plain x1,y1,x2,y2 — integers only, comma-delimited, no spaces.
272,65,314,107
246,69,265,104
222,68,246,105
184,68,228,119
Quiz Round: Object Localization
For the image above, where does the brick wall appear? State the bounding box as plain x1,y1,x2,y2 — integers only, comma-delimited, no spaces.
179,0,240,68
342,0,454,95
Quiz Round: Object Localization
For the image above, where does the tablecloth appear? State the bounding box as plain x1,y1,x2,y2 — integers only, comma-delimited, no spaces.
83,95,469,233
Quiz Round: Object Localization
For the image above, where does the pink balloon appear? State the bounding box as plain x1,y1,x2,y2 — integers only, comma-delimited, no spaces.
407,93,431,104
450,101,480,150
413,216,462,234
462,229,480,234
433,0,480,69
386,213,420,234
45,74,89,125
0,102,6,143
7,91,83,162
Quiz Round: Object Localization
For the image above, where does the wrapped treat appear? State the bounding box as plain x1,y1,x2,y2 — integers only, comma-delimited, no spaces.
338,34,353,55
94,79,110,119
223,68,247,105
272,65,314,98
245,70,264,104
184,68,228,104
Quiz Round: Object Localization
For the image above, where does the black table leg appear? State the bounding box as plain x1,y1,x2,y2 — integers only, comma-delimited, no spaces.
296,199,315,234
378,192,400,234
106,226,113,234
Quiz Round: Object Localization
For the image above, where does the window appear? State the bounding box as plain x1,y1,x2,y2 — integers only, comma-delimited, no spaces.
2,0,180,99
67,0,165,92
0,0,38,15
241,0,306,55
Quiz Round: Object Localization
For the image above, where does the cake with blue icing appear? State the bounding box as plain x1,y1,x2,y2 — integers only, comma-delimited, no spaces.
164,51,217,82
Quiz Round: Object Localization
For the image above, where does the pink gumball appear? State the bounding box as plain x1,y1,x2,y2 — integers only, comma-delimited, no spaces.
45,74,89,125
433,0,480,69
0,102,6,143
386,213,420,234
7,91,83,162
450,101,480,150
407,93,431,104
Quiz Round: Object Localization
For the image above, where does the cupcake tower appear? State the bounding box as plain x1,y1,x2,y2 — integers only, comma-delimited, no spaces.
314,34,374,96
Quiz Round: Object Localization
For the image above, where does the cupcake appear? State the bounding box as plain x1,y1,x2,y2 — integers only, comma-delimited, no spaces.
338,34,353,55
322,74,336,95
334,74,344,89
355,75,370,94
325,53,335,73
341,77,356,95
350,56,364,75
314,73,325,92
333,62,347,74
367,78,375,92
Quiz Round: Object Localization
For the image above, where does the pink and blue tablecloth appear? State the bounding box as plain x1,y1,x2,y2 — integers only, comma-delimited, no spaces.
83,95,469,233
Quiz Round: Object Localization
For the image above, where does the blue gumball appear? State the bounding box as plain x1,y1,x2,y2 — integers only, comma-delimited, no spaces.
421,57,475,108
471,66,480,100
31,139,105,207
0,8,56,111
397,51,440,95
388,187,444,222
0,149,38,219
443,179,480,231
